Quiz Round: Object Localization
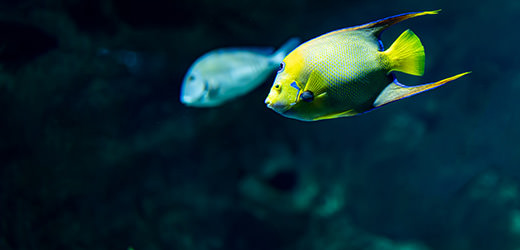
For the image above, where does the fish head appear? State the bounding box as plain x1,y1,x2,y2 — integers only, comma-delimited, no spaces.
265,50,323,121
180,68,212,106
265,51,306,115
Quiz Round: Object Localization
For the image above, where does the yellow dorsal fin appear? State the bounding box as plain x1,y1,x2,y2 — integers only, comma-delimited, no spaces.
382,29,425,76
374,72,471,107
362,10,440,35
316,10,440,39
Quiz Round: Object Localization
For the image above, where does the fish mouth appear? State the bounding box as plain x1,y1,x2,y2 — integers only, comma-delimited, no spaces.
266,102,291,114
180,95,194,104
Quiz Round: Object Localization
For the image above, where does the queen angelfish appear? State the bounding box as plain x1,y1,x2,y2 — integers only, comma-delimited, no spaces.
264,10,470,121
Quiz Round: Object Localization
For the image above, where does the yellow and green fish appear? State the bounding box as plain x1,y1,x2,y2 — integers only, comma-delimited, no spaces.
265,10,470,121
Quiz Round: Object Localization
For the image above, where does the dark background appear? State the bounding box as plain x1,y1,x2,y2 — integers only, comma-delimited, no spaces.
1,0,519,249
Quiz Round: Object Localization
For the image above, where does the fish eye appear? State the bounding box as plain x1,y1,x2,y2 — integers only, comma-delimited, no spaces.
188,75,195,81
300,91,314,102
274,84,280,89
278,62,285,72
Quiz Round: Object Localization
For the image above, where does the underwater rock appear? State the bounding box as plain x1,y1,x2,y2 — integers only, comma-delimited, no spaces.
379,112,426,150
238,142,348,219
436,168,520,250
296,215,431,250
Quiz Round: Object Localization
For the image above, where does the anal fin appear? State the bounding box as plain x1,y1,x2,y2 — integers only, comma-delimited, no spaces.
313,109,358,121
374,72,471,107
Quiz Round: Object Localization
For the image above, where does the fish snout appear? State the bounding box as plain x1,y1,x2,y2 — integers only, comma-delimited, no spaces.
266,101,291,114
265,90,290,113
181,95,194,104
265,96,274,108
265,97,270,105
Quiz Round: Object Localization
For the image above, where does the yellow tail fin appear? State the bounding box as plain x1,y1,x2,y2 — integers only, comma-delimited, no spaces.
383,29,425,76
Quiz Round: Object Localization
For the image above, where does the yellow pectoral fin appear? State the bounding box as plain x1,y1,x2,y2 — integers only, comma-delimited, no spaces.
313,109,358,121
304,70,329,96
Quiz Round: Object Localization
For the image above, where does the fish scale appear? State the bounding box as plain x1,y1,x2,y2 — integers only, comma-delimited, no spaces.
265,10,470,121
307,31,388,108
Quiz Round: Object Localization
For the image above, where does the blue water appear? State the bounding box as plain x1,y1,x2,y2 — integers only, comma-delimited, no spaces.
1,0,519,249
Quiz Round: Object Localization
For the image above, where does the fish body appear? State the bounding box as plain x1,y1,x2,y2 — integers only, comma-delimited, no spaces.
265,10,469,121
181,38,300,107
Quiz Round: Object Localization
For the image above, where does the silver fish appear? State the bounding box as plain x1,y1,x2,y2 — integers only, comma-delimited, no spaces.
180,38,300,107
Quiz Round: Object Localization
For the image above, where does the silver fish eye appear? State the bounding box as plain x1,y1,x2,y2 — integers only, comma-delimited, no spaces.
278,62,285,72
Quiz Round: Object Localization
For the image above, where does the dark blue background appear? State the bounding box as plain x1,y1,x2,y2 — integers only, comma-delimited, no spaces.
1,0,519,249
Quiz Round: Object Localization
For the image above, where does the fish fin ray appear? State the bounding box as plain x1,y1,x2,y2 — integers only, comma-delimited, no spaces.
373,72,471,107
313,109,358,121
382,29,425,76
304,70,328,96
367,10,440,35
317,10,440,39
